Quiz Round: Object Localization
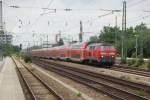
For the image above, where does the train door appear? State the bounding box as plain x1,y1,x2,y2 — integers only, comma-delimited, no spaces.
89,45,95,61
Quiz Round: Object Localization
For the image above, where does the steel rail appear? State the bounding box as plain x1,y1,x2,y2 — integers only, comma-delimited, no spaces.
12,57,64,100
111,66,150,77
38,59,150,92
12,58,37,100
34,59,149,100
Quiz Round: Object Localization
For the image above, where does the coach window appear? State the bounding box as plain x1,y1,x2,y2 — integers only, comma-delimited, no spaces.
76,45,82,49
93,46,95,50
89,46,93,50
89,46,95,50
76,45,80,49
71,45,75,49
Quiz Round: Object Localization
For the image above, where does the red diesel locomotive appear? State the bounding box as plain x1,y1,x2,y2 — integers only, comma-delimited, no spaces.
31,42,116,66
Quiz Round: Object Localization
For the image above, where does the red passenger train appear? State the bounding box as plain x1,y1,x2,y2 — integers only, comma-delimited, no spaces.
31,42,116,66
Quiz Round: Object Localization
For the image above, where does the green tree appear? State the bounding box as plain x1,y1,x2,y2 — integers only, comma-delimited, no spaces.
99,26,120,44
89,36,99,43
1,44,20,57
89,23,150,58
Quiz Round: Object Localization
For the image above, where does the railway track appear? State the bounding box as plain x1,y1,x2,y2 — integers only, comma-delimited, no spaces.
0,60,5,72
111,66,150,77
33,58,150,100
12,58,64,100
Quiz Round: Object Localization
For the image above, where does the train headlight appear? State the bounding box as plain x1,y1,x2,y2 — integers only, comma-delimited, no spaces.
109,52,115,55
101,52,106,55
101,56,103,58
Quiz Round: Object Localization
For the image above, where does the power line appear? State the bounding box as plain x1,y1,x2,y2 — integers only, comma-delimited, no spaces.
61,11,119,33
4,2,122,13
126,0,136,3
26,0,54,30
127,0,147,8
127,14,150,24
46,0,54,8
41,8,121,12
143,10,150,12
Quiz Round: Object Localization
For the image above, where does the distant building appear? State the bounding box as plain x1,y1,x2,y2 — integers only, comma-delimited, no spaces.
0,32,13,44
0,1,3,31
42,41,52,48
0,1,12,45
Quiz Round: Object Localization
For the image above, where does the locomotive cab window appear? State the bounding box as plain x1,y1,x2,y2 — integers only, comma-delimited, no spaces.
89,46,95,50
100,46,115,50
89,46,92,50
71,44,82,50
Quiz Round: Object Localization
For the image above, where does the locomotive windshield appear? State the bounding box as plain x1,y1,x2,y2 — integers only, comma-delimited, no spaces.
99,45,115,50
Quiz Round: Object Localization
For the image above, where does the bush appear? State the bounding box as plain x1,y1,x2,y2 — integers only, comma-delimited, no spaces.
131,52,136,58
146,60,150,69
136,90,146,97
127,58,136,66
24,55,32,63
135,57,144,67
76,92,82,97
131,54,144,67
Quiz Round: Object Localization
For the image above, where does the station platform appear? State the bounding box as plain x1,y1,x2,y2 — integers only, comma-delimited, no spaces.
0,57,25,100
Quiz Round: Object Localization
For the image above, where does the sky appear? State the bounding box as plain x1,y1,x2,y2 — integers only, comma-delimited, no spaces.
2,0,150,48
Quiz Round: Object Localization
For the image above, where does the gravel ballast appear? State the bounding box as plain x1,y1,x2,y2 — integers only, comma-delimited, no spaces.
45,60,150,86
29,63,113,100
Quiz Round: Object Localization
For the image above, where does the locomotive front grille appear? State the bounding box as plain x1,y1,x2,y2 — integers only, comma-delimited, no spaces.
101,56,114,63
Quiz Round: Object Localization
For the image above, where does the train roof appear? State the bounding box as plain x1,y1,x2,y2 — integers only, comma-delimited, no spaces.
89,43,113,46
32,42,115,52
32,44,71,52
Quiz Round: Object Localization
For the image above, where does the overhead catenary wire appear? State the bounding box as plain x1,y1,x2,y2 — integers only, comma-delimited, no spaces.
10,0,55,47
128,14,150,24
114,13,150,26
29,0,54,27
3,0,122,33
60,11,119,33
127,0,147,8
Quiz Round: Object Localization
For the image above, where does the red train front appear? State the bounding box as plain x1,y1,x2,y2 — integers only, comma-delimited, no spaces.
87,43,116,66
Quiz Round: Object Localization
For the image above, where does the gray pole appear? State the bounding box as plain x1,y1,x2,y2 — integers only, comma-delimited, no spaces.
121,1,125,63
115,16,117,47
79,21,83,42
47,35,48,48
0,1,3,59
27,42,30,54
135,35,138,59
121,1,127,63
140,26,143,59
124,1,127,61
40,37,42,48
0,1,3,31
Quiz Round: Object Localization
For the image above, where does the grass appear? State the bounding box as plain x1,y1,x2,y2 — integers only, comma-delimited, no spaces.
135,77,140,80
135,90,146,97
146,60,150,69
120,75,130,81
24,55,32,63
127,59,136,66
30,68,35,71
76,92,82,97
127,59,150,69
120,76,126,80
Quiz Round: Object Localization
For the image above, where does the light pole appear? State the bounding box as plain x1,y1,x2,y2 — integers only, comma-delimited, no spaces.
115,16,118,48
47,35,48,48
135,35,138,59
121,1,127,63
40,37,42,48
